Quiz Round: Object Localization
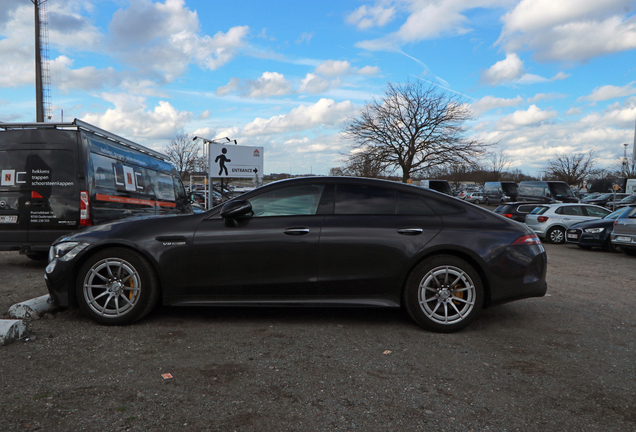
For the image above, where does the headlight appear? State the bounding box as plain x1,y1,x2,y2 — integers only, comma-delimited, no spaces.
583,228,604,234
48,242,89,262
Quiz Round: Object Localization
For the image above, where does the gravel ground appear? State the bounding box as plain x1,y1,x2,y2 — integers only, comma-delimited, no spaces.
1,243,635,432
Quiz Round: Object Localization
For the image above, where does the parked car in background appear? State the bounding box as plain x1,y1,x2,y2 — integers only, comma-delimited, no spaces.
525,203,611,244
45,176,547,333
464,192,485,204
483,181,518,205
611,205,636,256
517,181,579,204
565,206,633,252
605,194,636,211
581,193,630,207
493,202,543,223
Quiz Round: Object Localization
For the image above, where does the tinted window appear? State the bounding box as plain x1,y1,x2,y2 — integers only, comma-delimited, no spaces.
517,205,539,213
501,183,518,194
530,206,548,215
559,206,583,216
250,184,325,217
398,192,435,215
550,183,575,198
335,184,396,215
583,206,610,218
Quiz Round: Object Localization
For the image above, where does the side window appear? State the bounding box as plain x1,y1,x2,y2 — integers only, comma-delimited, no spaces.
561,206,583,216
584,206,609,218
335,184,395,215
250,184,325,217
398,192,436,215
544,187,551,197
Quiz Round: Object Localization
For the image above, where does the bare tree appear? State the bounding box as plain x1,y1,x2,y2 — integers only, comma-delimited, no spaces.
342,80,489,183
611,152,636,178
341,148,391,178
164,132,205,177
543,152,597,185
488,150,512,181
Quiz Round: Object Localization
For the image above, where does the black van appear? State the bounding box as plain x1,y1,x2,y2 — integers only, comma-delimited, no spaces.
517,181,578,204
483,181,518,205
0,120,191,259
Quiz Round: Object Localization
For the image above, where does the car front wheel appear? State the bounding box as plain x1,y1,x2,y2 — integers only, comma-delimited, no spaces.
404,255,484,333
75,248,159,325
474,199,480,204
547,227,565,244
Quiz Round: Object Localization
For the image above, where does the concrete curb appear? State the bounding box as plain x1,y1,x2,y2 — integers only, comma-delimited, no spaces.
0,320,28,346
9,294,57,319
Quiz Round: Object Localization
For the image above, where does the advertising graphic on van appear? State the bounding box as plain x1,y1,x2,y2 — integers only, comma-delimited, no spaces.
0,119,190,258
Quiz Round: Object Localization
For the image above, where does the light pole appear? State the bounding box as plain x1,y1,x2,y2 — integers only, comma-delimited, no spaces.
192,136,238,208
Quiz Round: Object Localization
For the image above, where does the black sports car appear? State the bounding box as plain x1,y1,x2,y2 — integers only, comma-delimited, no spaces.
45,177,547,332
566,205,635,252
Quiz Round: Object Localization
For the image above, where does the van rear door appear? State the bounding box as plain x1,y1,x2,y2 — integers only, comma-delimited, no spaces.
26,148,80,249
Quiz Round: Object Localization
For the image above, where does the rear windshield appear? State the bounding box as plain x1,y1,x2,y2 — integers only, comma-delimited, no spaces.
494,205,506,212
501,183,518,194
530,206,549,215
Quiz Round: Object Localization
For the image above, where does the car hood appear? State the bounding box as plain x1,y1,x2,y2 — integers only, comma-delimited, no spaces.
568,219,615,230
52,213,201,245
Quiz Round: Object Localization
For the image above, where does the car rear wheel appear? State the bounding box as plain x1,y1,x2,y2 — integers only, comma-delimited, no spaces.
547,227,565,244
474,199,480,204
75,248,159,325
404,255,484,333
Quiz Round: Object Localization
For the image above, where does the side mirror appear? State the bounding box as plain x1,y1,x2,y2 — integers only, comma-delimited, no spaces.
220,200,252,219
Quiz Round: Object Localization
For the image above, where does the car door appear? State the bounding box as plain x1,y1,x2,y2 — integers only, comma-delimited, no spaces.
188,183,325,298
317,184,442,296
557,205,590,228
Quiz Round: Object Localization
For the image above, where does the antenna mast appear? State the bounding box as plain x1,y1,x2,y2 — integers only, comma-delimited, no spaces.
32,0,51,122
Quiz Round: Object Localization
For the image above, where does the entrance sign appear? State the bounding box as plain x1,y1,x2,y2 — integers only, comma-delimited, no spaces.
209,145,264,179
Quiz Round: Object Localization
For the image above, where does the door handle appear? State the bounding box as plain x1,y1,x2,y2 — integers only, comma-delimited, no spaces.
284,228,309,236
397,227,423,235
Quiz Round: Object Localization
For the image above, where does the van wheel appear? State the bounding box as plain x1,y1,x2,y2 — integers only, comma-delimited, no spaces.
76,248,159,325
26,252,48,261
404,255,484,333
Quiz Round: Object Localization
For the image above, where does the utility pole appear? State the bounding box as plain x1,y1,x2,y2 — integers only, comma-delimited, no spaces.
31,0,50,122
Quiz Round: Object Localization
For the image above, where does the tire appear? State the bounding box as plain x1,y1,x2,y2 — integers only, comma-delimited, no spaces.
485,198,490,206
606,237,621,253
622,247,636,256
404,255,484,333
474,199,480,205
547,227,565,244
26,252,48,261
75,248,159,325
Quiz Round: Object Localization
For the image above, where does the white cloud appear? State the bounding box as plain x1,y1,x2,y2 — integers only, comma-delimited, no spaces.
81,93,193,140
528,93,566,103
346,4,396,30
496,104,558,130
247,72,293,98
498,0,636,62
357,65,380,75
299,74,332,94
316,60,351,77
471,95,523,115
241,99,356,136
109,0,249,82
481,53,568,86
579,83,636,102
480,53,525,86
355,0,510,51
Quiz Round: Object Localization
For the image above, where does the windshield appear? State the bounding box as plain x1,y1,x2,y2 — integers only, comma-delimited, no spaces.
596,193,613,200
606,207,630,219
501,183,518,194
620,195,636,203
550,183,575,198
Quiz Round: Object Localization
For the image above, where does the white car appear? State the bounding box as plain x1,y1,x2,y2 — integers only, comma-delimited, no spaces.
525,203,611,244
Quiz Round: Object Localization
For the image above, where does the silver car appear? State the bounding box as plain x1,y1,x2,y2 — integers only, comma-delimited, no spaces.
611,205,636,256
464,192,484,204
525,203,611,244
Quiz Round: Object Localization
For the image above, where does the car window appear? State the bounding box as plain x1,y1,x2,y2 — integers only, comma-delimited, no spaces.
530,206,549,215
335,184,396,215
605,208,628,219
398,192,436,215
249,184,325,217
560,206,584,216
583,206,610,218
518,205,538,213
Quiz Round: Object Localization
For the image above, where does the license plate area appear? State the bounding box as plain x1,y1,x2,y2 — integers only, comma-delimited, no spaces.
567,233,578,239
616,236,632,243
0,215,18,223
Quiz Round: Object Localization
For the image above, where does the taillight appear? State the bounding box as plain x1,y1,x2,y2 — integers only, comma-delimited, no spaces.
511,234,541,245
537,216,549,223
502,213,513,218
31,191,43,199
80,191,91,226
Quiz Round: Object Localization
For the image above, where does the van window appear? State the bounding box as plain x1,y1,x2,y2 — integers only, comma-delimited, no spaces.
550,183,575,199
501,183,518,194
